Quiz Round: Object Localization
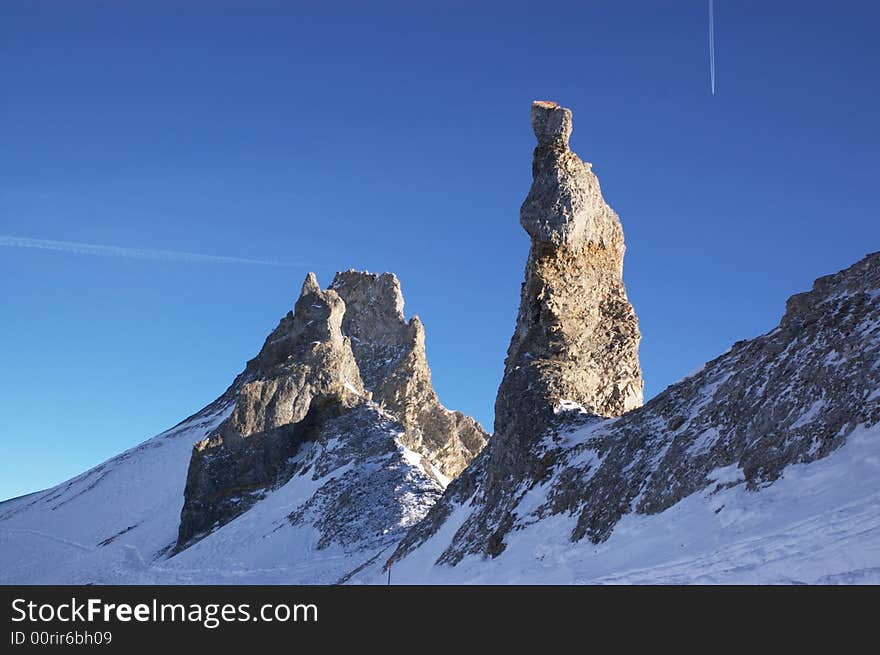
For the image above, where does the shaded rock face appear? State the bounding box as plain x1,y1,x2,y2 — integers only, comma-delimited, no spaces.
391,100,643,564
392,251,880,567
177,271,487,549
286,404,442,556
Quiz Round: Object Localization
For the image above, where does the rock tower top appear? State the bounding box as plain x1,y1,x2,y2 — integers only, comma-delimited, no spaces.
530,100,572,148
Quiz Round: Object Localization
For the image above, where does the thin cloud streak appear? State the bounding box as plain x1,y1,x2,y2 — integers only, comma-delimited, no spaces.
708,0,716,95
0,235,296,267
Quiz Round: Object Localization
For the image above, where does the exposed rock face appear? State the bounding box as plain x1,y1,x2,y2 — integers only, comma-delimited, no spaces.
286,403,442,556
546,251,880,544
496,100,642,453
177,271,487,549
391,249,880,567
330,271,487,480
220,272,364,438
177,274,363,547
391,100,643,563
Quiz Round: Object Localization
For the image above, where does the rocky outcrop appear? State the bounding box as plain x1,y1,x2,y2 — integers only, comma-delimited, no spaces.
390,239,880,566
176,274,363,547
286,403,443,556
496,100,642,452
176,271,487,549
331,271,486,481
545,251,880,544
391,100,643,563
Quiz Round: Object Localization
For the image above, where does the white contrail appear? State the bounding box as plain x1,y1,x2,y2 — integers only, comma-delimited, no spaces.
0,235,295,266
709,0,716,95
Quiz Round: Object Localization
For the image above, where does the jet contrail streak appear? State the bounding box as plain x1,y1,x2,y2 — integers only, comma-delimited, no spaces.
0,235,296,266
709,0,716,95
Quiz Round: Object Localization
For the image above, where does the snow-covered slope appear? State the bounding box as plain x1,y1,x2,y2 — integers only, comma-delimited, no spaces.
350,421,880,584
0,401,231,584
2,254,878,585
0,401,442,584
158,404,441,584
379,252,880,583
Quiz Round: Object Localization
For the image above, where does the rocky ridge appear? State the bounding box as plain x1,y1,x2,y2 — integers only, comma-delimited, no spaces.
537,251,880,544
388,245,880,566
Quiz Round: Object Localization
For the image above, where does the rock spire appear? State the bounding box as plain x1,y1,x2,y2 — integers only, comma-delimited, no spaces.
495,100,643,451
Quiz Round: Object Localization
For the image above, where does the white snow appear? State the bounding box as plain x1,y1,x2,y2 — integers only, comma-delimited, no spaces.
687,427,721,456
399,446,422,468
824,351,843,367
427,462,451,488
555,399,587,414
0,403,233,584
707,464,744,486
354,422,880,584
790,399,825,429
4,398,879,585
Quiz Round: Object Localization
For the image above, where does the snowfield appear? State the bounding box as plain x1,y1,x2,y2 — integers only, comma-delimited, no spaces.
0,403,232,584
351,421,880,584
2,413,878,584
0,402,438,584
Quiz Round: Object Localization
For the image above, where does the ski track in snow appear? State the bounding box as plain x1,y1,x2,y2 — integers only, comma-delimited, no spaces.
1,528,94,553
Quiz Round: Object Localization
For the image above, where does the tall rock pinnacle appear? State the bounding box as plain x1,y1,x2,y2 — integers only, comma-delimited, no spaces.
390,101,645,565
495,100,643,449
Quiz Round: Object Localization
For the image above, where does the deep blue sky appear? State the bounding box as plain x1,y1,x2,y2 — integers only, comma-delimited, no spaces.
2,1,878,501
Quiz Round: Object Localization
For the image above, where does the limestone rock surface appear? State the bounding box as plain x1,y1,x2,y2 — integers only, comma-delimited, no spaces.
391,100,643,563
177,271,487,548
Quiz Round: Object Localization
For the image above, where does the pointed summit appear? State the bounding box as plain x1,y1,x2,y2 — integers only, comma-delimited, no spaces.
300,271,321,297
177,269,487,548
330,271,487,479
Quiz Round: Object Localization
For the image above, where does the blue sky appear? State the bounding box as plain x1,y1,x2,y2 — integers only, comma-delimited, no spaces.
1,0,878,501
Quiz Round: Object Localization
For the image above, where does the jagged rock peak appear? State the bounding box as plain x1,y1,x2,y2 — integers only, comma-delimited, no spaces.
329,270,408,389
521,100,623,252
300,271,322,296
329,270,488,480
177,269,487,548
331,270,405,322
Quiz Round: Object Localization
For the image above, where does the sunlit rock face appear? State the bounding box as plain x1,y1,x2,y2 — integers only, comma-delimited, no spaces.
177,271,487,549
391,101,644,564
